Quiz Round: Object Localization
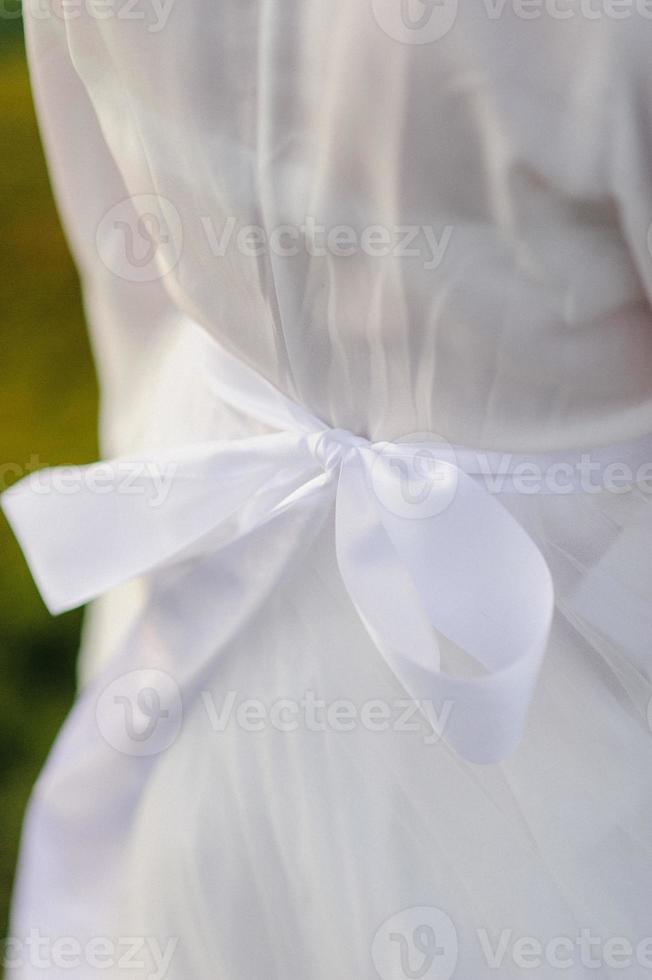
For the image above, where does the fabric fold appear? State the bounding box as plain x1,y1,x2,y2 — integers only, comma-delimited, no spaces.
2,325,559,764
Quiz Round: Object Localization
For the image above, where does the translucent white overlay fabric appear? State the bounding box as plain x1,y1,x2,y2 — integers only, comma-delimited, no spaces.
5,3,652,978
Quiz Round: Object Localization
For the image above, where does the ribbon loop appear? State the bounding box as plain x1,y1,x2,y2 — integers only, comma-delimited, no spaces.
1,324,559,763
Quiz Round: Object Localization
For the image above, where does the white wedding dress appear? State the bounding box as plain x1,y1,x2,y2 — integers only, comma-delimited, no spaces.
5,3,652,978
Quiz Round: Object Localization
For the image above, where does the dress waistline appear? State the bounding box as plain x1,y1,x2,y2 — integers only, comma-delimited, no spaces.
4,323,652,764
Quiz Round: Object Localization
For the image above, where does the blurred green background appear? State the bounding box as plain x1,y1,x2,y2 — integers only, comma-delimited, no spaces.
0,12,98,940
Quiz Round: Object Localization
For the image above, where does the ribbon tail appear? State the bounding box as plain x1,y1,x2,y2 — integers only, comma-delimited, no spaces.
1,432,314,615
8,471,335,956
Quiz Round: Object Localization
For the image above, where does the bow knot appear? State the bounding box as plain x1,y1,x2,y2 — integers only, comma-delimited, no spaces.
1,324,558,764
308,428,369,471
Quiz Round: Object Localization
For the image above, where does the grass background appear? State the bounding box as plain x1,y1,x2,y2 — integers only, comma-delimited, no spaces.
0,16,98,939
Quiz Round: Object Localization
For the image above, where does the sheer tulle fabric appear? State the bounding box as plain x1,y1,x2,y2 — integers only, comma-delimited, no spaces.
7,3,652,978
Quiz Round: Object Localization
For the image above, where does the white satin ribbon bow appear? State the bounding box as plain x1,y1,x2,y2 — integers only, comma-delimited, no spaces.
2,326,556,764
